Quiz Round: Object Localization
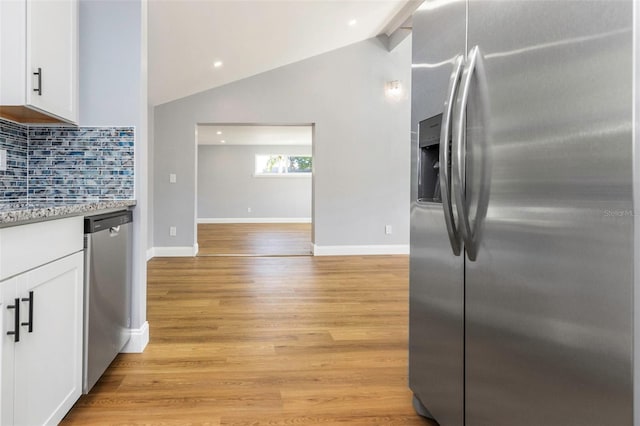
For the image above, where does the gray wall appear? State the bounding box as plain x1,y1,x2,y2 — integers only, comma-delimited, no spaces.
148,104,154,249
634,1,640,417
80,0,148,333
79,0,141,127
197,144,312,219
154,36,411,248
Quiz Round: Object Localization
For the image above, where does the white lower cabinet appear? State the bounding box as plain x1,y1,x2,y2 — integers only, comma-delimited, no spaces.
1,251,84,426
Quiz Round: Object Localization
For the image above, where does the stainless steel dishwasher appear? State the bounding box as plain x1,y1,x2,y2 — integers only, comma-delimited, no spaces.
83,210,132,393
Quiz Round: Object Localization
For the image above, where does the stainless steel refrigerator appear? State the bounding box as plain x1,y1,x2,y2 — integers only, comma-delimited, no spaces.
409,1,636,425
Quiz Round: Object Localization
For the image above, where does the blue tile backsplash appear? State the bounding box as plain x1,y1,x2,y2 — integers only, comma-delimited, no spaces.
0,120,28,202
0,118,134,204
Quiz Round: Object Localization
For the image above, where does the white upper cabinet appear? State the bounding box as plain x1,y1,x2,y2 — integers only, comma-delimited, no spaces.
26,0,78,123
0,0,78,124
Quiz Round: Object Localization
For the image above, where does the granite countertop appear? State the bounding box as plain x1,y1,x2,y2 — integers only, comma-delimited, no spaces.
0,200,137,227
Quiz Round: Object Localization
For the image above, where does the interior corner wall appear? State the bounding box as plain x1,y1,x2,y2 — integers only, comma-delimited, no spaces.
633,1,639,421
148,103,154,250
197,144,312,220
79,0,148,332
153,36,411,249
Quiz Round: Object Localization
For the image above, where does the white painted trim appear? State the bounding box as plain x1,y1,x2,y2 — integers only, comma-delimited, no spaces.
193,242,199,256
152,245,198,257
146,247,154,261
121,321,149,353
198,217,312,224
312,244,410,256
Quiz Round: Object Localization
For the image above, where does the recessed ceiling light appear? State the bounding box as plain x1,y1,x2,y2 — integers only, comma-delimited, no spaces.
348,19,357,26
213,60,223,68
216,131,222,135
220,140,226,143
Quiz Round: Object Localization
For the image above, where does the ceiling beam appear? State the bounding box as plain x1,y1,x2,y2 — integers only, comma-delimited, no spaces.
378,0,423,51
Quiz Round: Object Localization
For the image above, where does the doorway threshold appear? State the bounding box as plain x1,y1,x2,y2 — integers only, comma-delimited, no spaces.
196,253,312,258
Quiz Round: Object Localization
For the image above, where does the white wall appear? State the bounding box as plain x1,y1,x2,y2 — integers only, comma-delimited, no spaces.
153,36,411,253
197,144,312,220
79,0,148,351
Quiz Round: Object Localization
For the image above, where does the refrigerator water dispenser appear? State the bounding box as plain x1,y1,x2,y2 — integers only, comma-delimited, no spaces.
418,114,443,203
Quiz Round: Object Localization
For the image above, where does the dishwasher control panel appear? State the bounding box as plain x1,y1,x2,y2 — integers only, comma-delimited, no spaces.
84,210,133,234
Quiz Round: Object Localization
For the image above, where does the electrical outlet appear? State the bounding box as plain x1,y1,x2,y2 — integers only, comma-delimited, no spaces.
169,173,177,183
169,226,177,236
385,225,392,235
0,149,7,172
247,207,252,213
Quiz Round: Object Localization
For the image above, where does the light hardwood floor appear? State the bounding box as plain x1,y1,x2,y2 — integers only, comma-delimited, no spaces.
61,255,434,425
197,223,312,256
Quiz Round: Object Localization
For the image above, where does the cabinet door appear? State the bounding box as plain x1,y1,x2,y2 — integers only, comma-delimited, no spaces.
0,278,18,426
25,0,78,123
13,252,83,426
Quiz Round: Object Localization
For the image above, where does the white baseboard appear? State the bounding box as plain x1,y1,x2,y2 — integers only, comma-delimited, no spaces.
121,321,149,353
151,245,198,257
148,242,406,257
312,244,409,256
198,217,312,224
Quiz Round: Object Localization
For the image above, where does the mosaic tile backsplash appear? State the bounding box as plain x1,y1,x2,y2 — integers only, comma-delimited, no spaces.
0,118,134,204
0,120,28,202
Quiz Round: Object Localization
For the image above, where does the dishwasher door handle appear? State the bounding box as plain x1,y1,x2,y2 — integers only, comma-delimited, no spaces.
109,226,120,236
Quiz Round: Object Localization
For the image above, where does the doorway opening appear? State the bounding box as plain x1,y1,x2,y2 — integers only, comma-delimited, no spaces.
195,124,313,257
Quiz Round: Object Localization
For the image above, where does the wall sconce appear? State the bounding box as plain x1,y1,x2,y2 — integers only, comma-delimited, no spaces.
385,80,403,99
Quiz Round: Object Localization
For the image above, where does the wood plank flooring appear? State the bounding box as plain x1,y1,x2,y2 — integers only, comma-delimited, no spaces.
197,223,312,256
61,255,435,425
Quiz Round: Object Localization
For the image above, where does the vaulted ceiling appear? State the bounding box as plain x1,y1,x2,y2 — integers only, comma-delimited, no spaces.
148,0,414,106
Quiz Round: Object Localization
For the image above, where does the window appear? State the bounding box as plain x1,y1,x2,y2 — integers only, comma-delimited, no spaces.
254,154,312,176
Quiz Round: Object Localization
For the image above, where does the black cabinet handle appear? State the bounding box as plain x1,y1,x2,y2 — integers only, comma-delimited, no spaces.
7,298,20,342
33,67,42,96
21,291,33,333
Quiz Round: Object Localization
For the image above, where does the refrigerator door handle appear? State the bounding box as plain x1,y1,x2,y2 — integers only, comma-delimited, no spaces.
452,45,480,261
440,54,465,256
